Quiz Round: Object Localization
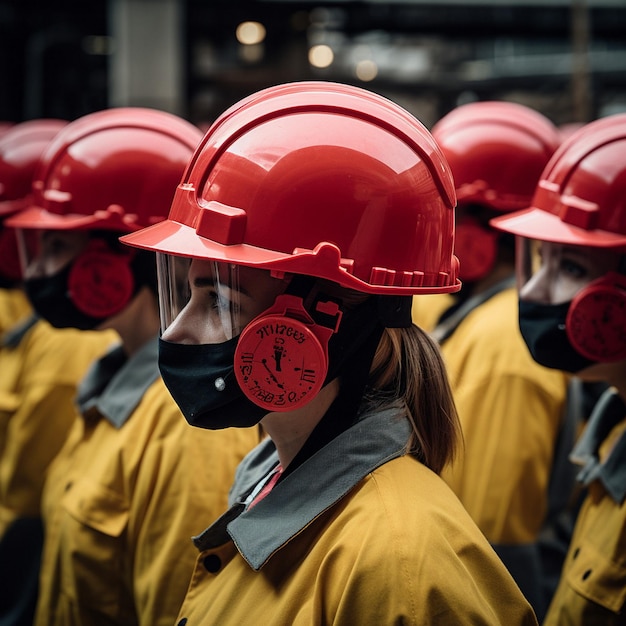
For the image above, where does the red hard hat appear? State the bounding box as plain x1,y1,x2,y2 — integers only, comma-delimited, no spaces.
122,81,460,295
432,101,561,211
0,119,67,218
491,113,626,249
6,108,202,233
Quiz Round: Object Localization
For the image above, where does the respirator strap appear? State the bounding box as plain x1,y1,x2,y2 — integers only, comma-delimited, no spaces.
281,297,384,479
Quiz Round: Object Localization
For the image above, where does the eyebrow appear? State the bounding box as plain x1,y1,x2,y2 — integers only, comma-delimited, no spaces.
191,275,251,298
561,246,588,259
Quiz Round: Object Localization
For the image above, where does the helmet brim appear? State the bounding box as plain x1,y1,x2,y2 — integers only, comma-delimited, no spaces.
5,206,139,232
490,207,626,249
121,219,462,295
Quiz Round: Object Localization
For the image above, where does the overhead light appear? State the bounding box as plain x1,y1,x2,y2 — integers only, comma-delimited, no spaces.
236,21,266,46
309,44,334,68
355,59,378,81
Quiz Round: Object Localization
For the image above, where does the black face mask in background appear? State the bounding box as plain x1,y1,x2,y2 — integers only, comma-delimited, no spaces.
24,264,104,330
158,336,269,430
518,299,596,374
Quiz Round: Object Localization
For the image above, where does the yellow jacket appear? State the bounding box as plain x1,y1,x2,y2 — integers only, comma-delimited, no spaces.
0,315,117,535
35,337,263,626
437,287,569,545
0,287,31,336
544,390,626,625
176,407,538,626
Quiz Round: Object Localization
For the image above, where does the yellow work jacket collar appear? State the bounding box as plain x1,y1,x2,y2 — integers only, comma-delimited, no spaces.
76,335,160,428
193,405,410,571
571,387,626,504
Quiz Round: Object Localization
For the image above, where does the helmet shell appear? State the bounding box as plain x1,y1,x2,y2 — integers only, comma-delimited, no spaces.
6,108,202,233
491,113,626,249
123,81,460,295
0,119,67,217
432,101,561,211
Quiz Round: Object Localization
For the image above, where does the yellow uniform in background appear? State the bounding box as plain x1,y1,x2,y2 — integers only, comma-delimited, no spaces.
35,337,263,626
544,389,626,625
439,287,568,543
0,287,31,336
0,308,117,626
414,285,570,614
0,315,117,536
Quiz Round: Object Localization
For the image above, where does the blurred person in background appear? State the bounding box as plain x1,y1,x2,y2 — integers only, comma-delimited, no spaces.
0,120,65,334
492,112,626,626
7,108,263,626
0,119,119,626
413,101,574,618
122,81,538,626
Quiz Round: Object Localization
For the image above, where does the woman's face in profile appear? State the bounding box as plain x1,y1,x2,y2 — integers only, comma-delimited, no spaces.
160,259,288,345
519,240,622,305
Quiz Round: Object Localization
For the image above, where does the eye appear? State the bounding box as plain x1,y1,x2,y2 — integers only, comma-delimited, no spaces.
41,235,68,258
559,257,587,280
207,289,241,315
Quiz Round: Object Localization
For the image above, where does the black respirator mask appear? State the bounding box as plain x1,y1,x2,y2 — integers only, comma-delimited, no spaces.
518,299,596,373
24,237,157,330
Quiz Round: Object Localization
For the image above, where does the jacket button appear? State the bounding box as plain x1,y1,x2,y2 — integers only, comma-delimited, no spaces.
582,569,592,581
203,554,221,573
177,620,187,626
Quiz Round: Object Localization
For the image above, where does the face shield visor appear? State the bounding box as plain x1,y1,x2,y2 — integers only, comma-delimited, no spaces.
155,255,293,430
156,254,289,344
17,228,90,280
515,237,622,305
0,224,38,283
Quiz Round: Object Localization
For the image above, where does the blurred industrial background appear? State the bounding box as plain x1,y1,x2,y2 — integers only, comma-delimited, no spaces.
1,0,625,129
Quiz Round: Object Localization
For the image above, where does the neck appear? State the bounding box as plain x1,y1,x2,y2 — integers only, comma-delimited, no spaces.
97,286,160,357
261,378,340,469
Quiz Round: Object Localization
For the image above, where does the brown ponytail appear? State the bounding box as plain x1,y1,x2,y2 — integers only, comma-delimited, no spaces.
367,325,462,474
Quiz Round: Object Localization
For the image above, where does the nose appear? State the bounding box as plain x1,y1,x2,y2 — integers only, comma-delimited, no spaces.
161,301,230,345
519,264,551,303
24,254,48,280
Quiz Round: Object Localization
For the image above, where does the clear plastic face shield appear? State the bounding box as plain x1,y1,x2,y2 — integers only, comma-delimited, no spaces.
516,237,623,305
156,254,289,345
17,228,90,279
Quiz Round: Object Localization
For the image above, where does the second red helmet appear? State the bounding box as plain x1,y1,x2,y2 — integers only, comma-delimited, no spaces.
432,100,561,211
7,107,203,233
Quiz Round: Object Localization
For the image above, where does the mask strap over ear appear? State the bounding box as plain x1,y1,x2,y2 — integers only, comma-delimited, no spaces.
281,297,384,479
377,295,413,328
